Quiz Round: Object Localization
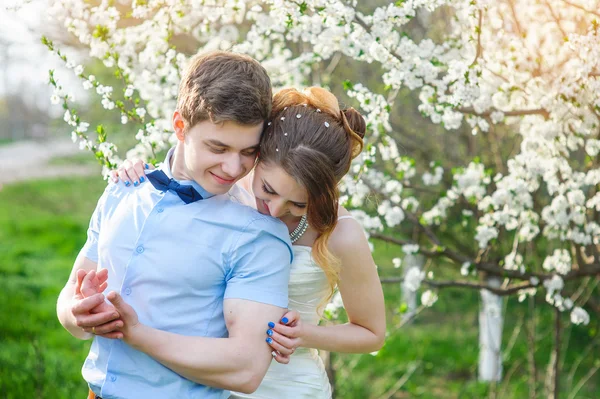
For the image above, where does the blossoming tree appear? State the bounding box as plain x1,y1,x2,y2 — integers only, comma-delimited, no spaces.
30,0,600,396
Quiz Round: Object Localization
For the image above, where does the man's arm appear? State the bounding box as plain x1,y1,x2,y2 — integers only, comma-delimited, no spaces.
56,255,119,339
114,295,285,393
111,216,292,393
57,183,120,339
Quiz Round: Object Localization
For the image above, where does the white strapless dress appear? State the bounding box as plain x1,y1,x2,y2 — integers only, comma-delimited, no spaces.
230,245,333,399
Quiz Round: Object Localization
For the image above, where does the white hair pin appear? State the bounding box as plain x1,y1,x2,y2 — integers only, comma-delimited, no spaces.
280,117,285,121
296,114,302,119
324,122,330,127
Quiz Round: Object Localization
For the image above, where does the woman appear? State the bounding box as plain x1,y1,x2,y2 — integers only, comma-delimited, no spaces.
109,87,385,398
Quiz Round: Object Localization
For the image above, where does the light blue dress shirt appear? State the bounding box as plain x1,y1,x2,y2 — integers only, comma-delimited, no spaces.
79,149,293,399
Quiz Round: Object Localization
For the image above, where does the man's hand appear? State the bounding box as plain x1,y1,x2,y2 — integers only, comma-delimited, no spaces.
72,268,123,338
71,292,122,338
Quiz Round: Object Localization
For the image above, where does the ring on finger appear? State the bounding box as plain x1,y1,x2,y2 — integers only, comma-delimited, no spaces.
92,326,96,335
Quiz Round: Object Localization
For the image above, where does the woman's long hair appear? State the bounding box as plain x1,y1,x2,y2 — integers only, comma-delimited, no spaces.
258,87,366,303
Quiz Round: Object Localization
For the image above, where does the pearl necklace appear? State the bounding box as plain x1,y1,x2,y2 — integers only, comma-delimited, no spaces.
289,214,309,243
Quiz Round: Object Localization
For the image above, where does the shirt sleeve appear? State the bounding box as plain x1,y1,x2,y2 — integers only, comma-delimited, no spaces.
78,183,114,262
224,217,293,308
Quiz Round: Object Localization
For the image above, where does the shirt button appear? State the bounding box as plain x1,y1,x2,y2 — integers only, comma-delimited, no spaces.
136,245,144,254
157,207,164,213
110,375,117,382
124,287,132,295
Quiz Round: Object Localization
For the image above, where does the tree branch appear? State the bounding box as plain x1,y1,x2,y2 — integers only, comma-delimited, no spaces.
371,231,600,282
353,15,405,64
470,10,483,67
545,0,568,40
379,277,535,296
561,0,600,18
458,107,550,119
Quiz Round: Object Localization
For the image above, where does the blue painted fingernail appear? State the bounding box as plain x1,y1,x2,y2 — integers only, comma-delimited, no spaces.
281,317,289,324
125,181,131,187
134,181,139,186
267,329,273,336
145,163,150,169
266,337,272,344
140,176,145,183
268,321,275,328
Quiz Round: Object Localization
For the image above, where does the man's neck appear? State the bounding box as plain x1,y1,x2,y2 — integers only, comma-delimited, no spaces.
170,144,191,181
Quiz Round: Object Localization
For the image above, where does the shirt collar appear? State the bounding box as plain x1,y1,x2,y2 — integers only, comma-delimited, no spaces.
156,147,216,200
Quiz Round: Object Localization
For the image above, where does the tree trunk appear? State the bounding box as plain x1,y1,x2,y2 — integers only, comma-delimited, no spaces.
401,254,425,323
478,276,504,382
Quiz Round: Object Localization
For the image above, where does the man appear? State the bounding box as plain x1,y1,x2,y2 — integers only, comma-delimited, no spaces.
57,51,292,398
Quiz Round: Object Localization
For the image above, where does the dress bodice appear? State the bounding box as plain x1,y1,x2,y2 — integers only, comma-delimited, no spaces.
287,246,331,327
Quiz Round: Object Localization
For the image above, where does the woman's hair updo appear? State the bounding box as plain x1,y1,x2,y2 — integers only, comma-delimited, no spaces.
258,87,367,302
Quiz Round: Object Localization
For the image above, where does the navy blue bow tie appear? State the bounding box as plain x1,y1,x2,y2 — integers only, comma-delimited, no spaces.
146,170,203,204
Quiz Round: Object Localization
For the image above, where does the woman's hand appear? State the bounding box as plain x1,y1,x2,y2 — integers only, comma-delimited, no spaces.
265,310,305,365
105,291,141,342
78,269,114,317
110,159,154,187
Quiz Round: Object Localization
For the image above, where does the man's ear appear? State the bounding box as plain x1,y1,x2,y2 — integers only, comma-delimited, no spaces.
173,111,186,141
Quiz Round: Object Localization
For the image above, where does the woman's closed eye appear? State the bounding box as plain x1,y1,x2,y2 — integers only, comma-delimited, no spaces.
262,185,306,208
262,184,275,195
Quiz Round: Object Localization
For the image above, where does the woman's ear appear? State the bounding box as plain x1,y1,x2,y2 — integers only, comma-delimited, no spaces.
172,111,186,141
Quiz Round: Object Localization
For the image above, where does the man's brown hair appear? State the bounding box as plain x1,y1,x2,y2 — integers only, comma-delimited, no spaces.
176,50,272,129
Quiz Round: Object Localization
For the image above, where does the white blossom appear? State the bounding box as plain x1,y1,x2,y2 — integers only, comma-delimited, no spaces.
421,290,438,307
403,267,425,292
402,244,419,255
570,307,590,326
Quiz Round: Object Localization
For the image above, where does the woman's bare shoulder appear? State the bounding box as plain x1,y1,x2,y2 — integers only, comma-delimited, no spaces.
328,207,367,254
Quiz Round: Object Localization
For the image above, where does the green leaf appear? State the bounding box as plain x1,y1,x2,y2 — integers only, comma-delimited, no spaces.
299,1,307,14
92,25,110,42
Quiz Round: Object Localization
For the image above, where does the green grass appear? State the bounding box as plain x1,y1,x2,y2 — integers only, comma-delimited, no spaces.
0,137,13,146
0,177,107,398
0,177,597,398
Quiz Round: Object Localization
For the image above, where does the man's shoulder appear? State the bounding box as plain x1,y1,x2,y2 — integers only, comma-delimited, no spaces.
215,196,288,234
217,200,291,255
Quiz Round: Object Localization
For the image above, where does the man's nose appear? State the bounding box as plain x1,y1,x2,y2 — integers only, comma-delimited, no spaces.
221,154,243,178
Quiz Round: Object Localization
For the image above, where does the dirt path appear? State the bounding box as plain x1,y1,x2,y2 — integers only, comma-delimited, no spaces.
0,139,99,185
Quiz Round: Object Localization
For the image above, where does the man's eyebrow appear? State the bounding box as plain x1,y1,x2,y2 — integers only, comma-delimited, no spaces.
204,139,230,148
205,140,259,152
